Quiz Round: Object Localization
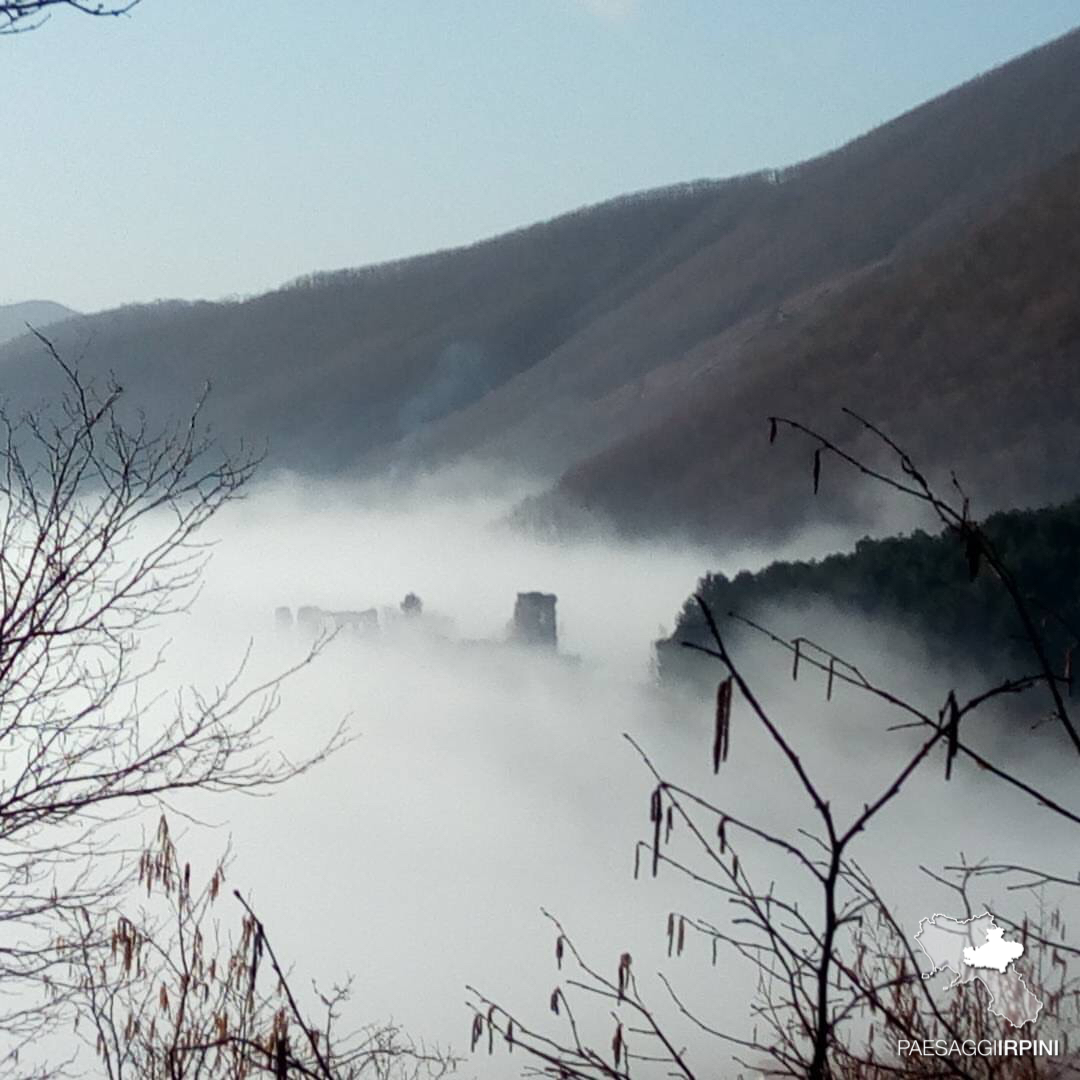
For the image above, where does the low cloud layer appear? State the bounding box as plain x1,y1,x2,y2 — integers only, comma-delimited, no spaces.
115,470,1079,1075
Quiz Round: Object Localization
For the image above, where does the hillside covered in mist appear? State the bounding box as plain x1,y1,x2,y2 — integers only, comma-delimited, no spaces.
658,496,1080,691
4,28,1080,539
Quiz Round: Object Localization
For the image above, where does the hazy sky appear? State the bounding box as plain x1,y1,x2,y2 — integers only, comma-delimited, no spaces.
4,0,1079,312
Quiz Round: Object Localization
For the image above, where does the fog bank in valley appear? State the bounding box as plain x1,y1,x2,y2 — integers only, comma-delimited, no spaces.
134,469,1077,1075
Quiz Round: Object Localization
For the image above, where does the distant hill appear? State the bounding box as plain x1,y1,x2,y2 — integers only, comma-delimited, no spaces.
0,301,79,346
656,496,1080,692
1,28,1080,536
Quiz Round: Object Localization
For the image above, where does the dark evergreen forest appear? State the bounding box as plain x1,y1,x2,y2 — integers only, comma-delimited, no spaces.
658,497,1080,689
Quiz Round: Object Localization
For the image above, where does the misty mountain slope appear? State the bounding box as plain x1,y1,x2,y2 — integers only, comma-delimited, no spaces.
537,143,1080,543
0,300,79,347
0,184,736,472
390,27,1080,473
2,28,1080,486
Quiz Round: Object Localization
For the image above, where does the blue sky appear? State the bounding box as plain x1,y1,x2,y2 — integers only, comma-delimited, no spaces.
4,0,1079,311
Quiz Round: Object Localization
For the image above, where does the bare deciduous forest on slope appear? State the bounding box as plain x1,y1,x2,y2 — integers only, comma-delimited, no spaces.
551,145,1080,542
4,28,1080,545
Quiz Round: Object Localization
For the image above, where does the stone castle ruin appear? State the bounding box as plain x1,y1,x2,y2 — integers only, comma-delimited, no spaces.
510,591,557,649
292,605,380,636
275,590,559,652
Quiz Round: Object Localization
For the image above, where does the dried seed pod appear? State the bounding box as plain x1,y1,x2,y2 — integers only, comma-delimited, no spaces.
944,691,960,781
617,952,632,1000
612,1022,624,1068
713,677,732,771
651,788,663,877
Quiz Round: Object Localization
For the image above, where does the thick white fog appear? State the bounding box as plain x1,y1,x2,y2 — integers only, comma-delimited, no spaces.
108,470,1078,1076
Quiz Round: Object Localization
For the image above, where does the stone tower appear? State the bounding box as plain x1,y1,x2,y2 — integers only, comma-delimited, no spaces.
512,591,557,649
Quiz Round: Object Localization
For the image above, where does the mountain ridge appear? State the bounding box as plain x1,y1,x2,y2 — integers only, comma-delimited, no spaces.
2,27,1079,541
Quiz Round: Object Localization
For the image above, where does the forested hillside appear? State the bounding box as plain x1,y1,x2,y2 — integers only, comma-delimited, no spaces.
657,497,1080,690
0,187,730,471
543,140,1080,541
3,28,1079,536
